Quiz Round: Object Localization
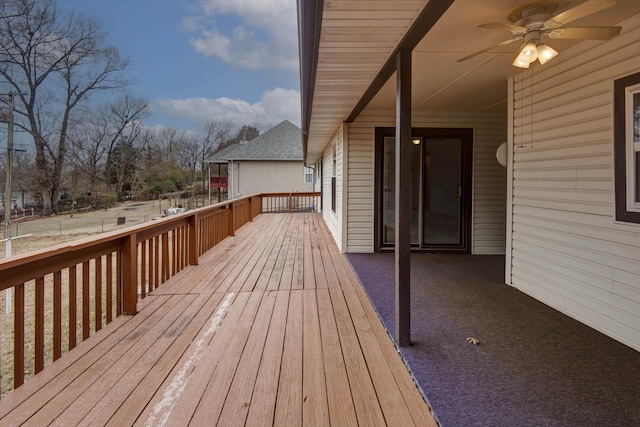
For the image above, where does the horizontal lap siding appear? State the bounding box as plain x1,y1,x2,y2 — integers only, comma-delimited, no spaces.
510,14,640,351
347,109,507,254
322,125,343,250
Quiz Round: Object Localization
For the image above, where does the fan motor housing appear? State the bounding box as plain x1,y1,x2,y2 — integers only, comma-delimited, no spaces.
508,0,559,25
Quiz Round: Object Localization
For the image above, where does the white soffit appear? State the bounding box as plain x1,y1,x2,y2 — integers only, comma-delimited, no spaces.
306,0,429,163
306,0,640,164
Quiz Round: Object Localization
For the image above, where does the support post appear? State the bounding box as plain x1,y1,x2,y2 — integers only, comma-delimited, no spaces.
395,48,412,347
228,203,235,237
122,234,138,315
188,213,199,265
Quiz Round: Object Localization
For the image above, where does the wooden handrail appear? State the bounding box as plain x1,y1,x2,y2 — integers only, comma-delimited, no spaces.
0,192,320,394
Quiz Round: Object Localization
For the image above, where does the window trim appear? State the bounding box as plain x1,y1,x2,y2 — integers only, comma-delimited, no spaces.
614,71,640,223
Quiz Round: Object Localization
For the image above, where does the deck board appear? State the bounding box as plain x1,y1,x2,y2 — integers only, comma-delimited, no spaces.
244,289,288,425
0,213,436,426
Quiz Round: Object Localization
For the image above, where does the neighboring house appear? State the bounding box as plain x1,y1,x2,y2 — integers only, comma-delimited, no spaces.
206,142,241,201
297,0,640,351
206,120,316,199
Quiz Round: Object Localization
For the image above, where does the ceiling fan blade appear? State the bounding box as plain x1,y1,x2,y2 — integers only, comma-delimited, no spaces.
548,26,622,40
479,23,527,33
545,0,617,27
457,38,521,62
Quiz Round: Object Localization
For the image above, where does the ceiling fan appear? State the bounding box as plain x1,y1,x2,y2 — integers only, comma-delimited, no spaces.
458,0,622,68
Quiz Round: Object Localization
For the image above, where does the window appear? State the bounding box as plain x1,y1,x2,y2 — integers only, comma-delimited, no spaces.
331,144,337,212
614,71,640,223
304,166,313,184
331,177,336,212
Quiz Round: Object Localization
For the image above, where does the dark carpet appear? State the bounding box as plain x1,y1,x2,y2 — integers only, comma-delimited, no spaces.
347,253,640,427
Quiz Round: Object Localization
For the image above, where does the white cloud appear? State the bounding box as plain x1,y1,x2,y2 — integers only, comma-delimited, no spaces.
185,0,298,71
150,87,301,130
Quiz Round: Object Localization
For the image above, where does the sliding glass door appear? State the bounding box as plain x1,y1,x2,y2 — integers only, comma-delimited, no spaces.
377,128,472,252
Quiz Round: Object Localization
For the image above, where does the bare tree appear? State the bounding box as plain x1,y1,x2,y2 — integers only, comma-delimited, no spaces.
69,94,148,197
155,126,190,165
198,119,232,190
176,136,200,184
108,136,138,195
69,94,148,200
0,0,131,213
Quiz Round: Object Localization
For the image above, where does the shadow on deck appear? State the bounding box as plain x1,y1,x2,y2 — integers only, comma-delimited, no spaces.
0,214,436,426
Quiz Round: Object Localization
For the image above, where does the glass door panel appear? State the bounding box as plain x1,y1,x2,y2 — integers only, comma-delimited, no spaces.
423,138,462,245
381,137,421,245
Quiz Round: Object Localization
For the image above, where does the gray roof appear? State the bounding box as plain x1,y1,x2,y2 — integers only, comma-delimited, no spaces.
205,142,241,163
225,120,303,161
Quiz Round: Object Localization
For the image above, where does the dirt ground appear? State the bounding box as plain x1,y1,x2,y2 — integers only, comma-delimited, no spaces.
0,199,176,257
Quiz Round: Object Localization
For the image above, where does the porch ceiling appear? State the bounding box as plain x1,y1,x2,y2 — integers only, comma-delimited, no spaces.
302,0,640,164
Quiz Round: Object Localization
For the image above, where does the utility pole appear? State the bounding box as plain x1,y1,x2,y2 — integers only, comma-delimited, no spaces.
4,92,14,258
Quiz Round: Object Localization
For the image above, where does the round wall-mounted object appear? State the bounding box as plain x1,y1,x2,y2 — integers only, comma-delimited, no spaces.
496,142,507,167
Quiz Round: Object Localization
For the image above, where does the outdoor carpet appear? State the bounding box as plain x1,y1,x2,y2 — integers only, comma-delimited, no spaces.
347,253,640,427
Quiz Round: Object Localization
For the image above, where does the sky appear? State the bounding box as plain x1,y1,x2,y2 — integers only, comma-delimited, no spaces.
57,0,301,135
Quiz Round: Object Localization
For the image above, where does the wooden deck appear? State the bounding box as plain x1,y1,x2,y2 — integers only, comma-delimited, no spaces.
0,213,437,426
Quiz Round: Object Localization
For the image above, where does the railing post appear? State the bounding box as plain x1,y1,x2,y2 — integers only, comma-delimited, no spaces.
189,212,199,265
122,234,138,315
228,202,235,237
248,197,253,222
289,193,292,213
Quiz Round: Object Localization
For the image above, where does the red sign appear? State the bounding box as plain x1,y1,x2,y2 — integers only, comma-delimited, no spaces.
210,176,228,188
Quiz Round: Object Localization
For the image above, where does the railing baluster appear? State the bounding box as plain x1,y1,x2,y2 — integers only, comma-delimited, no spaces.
95,256,102,332
35,276,45,374
172,228,177,276
69,265,77,349
106,253,113,324
154,235,160,289
148,238,155,291
116,252,122,317
14,282,25,388
140,241,147,299
82,261,90,340
53,270,62,361
162,233,169,283
176,227,181,272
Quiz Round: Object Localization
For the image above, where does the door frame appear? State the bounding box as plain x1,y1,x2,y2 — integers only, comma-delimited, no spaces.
374,127,473,253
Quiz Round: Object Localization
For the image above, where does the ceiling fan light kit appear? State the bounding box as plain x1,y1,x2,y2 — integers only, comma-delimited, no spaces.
512,39,559,68
459,0,621,68
512,57,531,68
536,43,559,64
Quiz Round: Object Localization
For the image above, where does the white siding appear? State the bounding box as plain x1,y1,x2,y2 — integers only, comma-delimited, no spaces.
322,125,344,251
509,14,640,351
346,109,507,254
234,161,314,197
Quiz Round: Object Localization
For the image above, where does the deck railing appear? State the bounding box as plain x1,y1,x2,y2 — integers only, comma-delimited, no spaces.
261,192,320,213
0,192,319,395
